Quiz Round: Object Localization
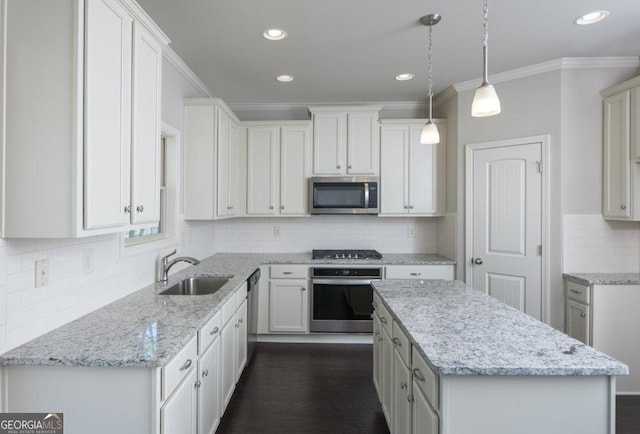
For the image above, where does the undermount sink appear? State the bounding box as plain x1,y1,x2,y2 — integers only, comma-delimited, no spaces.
159,276,232,296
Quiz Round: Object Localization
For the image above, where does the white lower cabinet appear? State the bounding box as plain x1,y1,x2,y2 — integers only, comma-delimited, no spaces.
380,321,394,426
372,311,382,397
198,338,220,434
393,349,412,434
266,265,310,334
220,291,248,412
162,369,198,434
412,381,438,434
385,265,454,281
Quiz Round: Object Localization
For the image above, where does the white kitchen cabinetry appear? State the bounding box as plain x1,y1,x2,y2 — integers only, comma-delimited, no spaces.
220,286,249,412
601,77,640,220
184,99,242,220
309,106,382,175
385,265,454,280
267,265,310,333
1,0,168,237
245,122,311,216
379,120,446,216
162,369,198,434
565,277,640,393
197,311,223,434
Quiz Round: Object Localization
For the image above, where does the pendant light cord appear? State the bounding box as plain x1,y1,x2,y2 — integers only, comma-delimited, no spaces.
483,0,489,48
427,23,434,121
481,0,490,85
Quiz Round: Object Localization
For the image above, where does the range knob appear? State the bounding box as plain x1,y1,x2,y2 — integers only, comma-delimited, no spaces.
347,253,352,259
340,254,346,259
353,253,359,259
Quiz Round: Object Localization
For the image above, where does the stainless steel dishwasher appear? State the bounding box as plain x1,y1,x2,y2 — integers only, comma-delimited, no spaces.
246,268,260,363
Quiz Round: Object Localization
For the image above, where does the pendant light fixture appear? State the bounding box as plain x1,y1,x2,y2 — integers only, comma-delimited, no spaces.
471,0,501,117
419,13,441,145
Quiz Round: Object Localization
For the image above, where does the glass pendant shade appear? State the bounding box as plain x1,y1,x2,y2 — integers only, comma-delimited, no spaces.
420,120,440,144
471,82,501,117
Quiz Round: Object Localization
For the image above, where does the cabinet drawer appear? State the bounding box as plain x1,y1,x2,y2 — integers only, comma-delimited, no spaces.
566,280,591,304
392,320,411,366
221,291,238,326
386,265,454,280
162,334,198,401
411,347,439,410
198,310,222,354
270,265,308,279
236,281,248,306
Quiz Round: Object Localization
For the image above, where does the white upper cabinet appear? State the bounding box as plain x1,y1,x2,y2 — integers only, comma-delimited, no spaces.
601,77,640,221
245,121,311,216
380,120,446,216
1,0,169,237
309,106,381,176
183,99,241,220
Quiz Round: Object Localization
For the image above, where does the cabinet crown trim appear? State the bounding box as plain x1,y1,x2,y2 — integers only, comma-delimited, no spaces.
600,75,640,97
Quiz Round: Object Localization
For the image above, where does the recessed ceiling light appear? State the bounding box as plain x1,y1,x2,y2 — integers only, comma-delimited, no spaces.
395,73,414,81
574,10,609,25
263,28,288,40
276,75,294,82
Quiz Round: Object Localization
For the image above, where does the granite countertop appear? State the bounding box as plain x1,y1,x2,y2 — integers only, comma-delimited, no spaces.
563,273,640,285
0,252,453,368
373,279,629,377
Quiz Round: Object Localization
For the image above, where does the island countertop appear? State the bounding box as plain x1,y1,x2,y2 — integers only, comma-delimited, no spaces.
373,279,628,377
0,252,452,368
563,272,640,285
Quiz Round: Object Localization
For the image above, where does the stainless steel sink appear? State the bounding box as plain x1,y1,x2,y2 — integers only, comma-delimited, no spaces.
159,276,232,296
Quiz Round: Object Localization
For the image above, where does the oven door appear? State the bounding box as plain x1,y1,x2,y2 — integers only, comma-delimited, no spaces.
310,278,375,333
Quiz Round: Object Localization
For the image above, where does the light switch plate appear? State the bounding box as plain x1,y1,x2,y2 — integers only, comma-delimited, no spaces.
35,258,49,287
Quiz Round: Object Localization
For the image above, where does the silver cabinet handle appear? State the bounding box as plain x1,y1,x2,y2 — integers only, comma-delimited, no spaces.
238,318,243,324
410,272,421,276
409,205,414,209
348,165,352,169
580,312,586,318
195,380,201,388
407,395,414,403
202,369,209,377
336,164,341,169
136,205,144,212
180,359,193,371
209,326,219,335
400,381,407,390
621,205,627,210
392,337,402,347
473,258,483,265
380,317,388,324
570,289,581,294
282,271,293,275
124,205,131,213
269,205,274,210
413,368,425,382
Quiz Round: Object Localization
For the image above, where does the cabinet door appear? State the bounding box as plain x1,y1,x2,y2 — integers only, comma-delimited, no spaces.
236,299,248,379
313,112,345,175
393,349,412,434
220,318,237,412
633,88,640,161
269,280,309,333
380,126,410,215
373,313,382,398
83,0,132,229
409,126,439,215
381,325,394,426
198,338,220,434
161,369,197,434
247,127,279,215
347,111,379,175
226,120,239,217
216,109,230,218
566,299,590,345
603,92,631,219
412,380,439,434
280,126,310,215
130,22,162,225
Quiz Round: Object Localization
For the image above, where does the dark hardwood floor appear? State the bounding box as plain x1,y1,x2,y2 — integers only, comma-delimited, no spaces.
217,343,389,434
217,342,640,434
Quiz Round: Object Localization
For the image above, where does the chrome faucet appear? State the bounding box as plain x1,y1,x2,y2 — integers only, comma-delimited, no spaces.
160,249,200,283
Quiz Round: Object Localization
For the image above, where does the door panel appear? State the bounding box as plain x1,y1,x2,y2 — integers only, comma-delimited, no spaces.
280,126,309,215
471,142,542,319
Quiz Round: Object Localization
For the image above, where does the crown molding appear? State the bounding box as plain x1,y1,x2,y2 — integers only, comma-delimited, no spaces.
452,56,640,93
162,47,213,98
227,101,428,112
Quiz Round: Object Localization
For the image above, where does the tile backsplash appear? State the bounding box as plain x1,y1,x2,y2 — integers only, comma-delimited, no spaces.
563,214,640,273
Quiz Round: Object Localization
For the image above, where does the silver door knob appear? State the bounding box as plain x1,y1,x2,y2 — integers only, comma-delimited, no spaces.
473,258,483,265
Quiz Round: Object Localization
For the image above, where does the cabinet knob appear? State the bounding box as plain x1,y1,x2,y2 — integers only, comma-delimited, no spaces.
209,326,219,335
124,206,131,213
403,205,409,209
301,287,306,291
348,165,352,169
407,395,415,403
392,337,402,347
413,368,425,382
409,205,414,209
180,359,193,372
238,318,243,324
580,312,586,318
227,206,233,210
269,206,274,210
621,205,627,210
281,205,285,210
136,205,144,213
195,380,201,388
400,381,407,390
336,164,341,169
202,369,209,377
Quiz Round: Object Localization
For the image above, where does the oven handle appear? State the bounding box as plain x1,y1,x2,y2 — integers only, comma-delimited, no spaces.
312,278,379,285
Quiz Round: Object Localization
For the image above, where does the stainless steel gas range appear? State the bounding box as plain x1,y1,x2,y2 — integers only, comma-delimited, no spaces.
310,249,383,333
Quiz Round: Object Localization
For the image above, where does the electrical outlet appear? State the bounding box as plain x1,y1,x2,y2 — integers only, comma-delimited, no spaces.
407,227,415,238
35,259,49,287
273,226,281,238
83,249,94,274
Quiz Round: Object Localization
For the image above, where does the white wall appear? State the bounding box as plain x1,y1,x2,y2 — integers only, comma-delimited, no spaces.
0,55,215,354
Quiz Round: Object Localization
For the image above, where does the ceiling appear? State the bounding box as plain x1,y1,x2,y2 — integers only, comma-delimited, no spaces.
136,0,640,105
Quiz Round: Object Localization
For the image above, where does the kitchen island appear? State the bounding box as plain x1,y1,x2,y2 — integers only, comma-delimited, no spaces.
372,279,628,434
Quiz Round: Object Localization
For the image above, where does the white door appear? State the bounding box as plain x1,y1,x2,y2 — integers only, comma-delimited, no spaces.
467,139,544,319
247,127,278,215
226,120,239,217
161,369,197,434
280,125,309,215
312,112,344,175
216,109,230,218
380,125,410,215
235,299,248,379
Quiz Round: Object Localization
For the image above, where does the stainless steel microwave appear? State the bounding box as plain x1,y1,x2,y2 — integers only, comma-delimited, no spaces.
309,176,379,215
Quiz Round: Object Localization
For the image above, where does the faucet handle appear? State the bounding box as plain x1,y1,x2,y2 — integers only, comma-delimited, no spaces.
162,249,177,263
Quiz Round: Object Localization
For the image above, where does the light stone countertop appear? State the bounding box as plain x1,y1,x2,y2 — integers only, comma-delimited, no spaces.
373,279,628,376
563,273,640,285
0,252,452,368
